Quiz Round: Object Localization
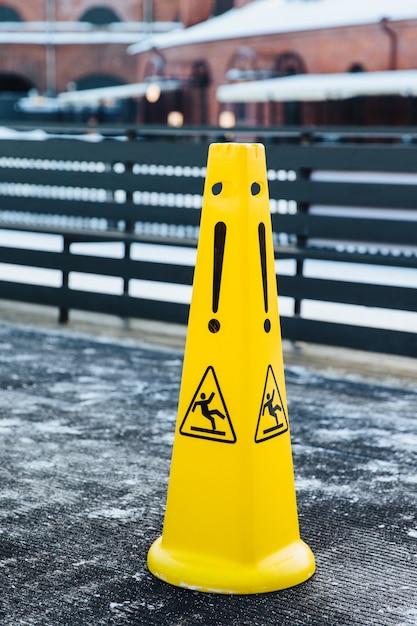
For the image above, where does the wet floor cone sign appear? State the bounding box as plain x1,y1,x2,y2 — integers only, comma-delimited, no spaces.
147,143,315,594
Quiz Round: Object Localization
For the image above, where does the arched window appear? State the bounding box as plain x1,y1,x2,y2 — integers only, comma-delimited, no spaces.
274,52,306,77
79,7,121,25
0,5,22,21
227,46,258,80
349,63,365,73
213,0,234,16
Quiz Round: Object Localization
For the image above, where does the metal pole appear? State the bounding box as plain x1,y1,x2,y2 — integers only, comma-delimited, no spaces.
143,0,153,25
45,0,56,94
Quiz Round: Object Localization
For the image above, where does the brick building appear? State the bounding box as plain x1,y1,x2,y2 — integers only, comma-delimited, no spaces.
1,0,417,126
128,0,417,126
0,1,183,96
0,0,225,120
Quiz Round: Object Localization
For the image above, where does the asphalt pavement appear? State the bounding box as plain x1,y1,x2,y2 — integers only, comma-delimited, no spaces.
0,316,416,626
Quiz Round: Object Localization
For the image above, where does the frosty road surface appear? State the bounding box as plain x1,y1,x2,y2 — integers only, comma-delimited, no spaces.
0,322,416,625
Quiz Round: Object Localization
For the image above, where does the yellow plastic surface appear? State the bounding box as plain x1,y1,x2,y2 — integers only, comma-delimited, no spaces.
147,143,315,594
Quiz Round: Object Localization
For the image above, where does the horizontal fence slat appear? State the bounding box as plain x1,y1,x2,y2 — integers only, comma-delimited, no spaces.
278,275,417,312
0,196,122,219
0,280,189,325
272,213,417,245
0,196,202,226
275,245,417,269
0,246,195,284
0,138,210,167
269,180,417,210
305,215,417,245
267,144,417,172
0,224,198,247
123,173,204,195
0,168,205,195
281,315,417,358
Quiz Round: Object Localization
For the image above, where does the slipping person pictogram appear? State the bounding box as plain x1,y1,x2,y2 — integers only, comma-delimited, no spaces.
255,365,288,443
179,366,236,443
192,392,225,432
262,390,284,429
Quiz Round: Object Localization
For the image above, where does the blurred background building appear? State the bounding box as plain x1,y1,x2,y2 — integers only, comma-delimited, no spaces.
1,0,417,126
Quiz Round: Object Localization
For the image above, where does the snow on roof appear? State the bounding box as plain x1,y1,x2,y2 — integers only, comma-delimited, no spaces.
0,21,179,33
57,79,182,105
217,69,417,102
0,22,182,46
128,0,417,54
0,31,141,44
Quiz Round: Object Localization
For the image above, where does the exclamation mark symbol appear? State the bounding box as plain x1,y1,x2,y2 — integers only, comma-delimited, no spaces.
258,222,271,332
209,220,226,333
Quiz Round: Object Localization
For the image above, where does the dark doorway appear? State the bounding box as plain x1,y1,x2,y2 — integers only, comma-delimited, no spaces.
0,73,33,93
275,52,306,125
0,73,34,120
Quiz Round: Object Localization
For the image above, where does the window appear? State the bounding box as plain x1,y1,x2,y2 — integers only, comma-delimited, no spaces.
274,52,306,77
213,0,234,16
0,5,22,21
79,7,121,25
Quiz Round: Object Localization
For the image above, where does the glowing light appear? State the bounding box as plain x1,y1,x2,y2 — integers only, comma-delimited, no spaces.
167,111,184,127
146,83,161,103
218,110,236,128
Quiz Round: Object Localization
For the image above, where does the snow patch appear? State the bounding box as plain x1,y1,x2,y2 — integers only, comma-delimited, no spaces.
88,507,139,520
34,419,82,436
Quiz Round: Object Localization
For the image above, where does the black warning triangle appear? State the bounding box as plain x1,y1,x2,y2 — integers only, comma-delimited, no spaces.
255,365,288,443
180,366,236,443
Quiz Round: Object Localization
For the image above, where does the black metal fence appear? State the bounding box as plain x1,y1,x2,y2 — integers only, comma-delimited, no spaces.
0,125,416,357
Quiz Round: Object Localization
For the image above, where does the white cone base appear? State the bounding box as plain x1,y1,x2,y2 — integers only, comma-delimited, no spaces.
148,536,315,594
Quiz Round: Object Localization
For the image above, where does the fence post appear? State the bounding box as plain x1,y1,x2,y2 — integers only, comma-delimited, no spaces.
59,235,70,324
123,159,134,299
294,165,310,318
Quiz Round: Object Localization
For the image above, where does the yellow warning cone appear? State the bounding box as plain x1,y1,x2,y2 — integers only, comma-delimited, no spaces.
147,143,315,594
